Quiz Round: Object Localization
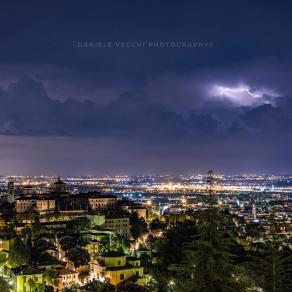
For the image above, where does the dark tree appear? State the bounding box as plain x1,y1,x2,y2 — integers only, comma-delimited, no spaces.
8,237,30,268
176,203,246,292
67,247,90,266
130,218,148,240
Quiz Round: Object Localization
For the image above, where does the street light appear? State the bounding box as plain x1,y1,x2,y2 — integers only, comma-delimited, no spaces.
169,280,175,291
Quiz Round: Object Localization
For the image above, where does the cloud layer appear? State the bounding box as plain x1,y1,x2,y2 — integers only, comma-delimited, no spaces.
0,66,292,175
0,75,291,138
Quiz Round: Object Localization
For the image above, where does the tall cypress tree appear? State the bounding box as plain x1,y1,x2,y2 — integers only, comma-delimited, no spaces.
175,171,247,292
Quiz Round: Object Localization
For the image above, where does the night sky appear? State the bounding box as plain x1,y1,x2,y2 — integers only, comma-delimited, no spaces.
1,1,292,175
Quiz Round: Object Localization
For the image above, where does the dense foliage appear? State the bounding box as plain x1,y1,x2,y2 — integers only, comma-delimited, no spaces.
147,197,292,292
8,237,30,268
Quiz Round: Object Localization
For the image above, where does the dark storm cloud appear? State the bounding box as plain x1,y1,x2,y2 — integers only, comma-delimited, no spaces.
0,64,134,105
1,76,292,140
0,78,222,139
1,58,292,176
0,58,287,111
0,76,292,175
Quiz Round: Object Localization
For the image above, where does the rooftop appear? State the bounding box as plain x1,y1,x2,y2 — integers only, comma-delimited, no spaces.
100,251,125,257
106,263,142,271
105,214,129,219
127,256,140,261
11,265,42,276
58,268,78,275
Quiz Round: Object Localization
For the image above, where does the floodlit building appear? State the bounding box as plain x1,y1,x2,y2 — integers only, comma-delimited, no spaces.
103,215,130,238
0,238,13,252
35,198,56,213
99,251,144,286
252,203,257,220
15,196,56,214
15,197,36,213
10,265,44,292
85,240,100,258
122,204,147,220
7,181,15,203
88,194,117,212
89,260,104,281
57,268,79,291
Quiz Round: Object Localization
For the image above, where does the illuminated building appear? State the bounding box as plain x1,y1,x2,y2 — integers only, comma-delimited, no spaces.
10,265,44,292
88,194,117,212
57,268,79,291
7,181,15,203
15,197,36,213
103,215,130,238
122,203,147,220
99,251,145,286
15,196,55,214
0,238,13,252
252,203,257,220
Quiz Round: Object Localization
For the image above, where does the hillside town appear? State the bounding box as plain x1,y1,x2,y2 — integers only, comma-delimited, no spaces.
0,174,291,291
0,177,153,291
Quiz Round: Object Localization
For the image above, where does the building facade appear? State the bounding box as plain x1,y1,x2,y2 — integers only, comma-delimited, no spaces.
99,252,144,286
88,195,117,212
103,216,130,238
